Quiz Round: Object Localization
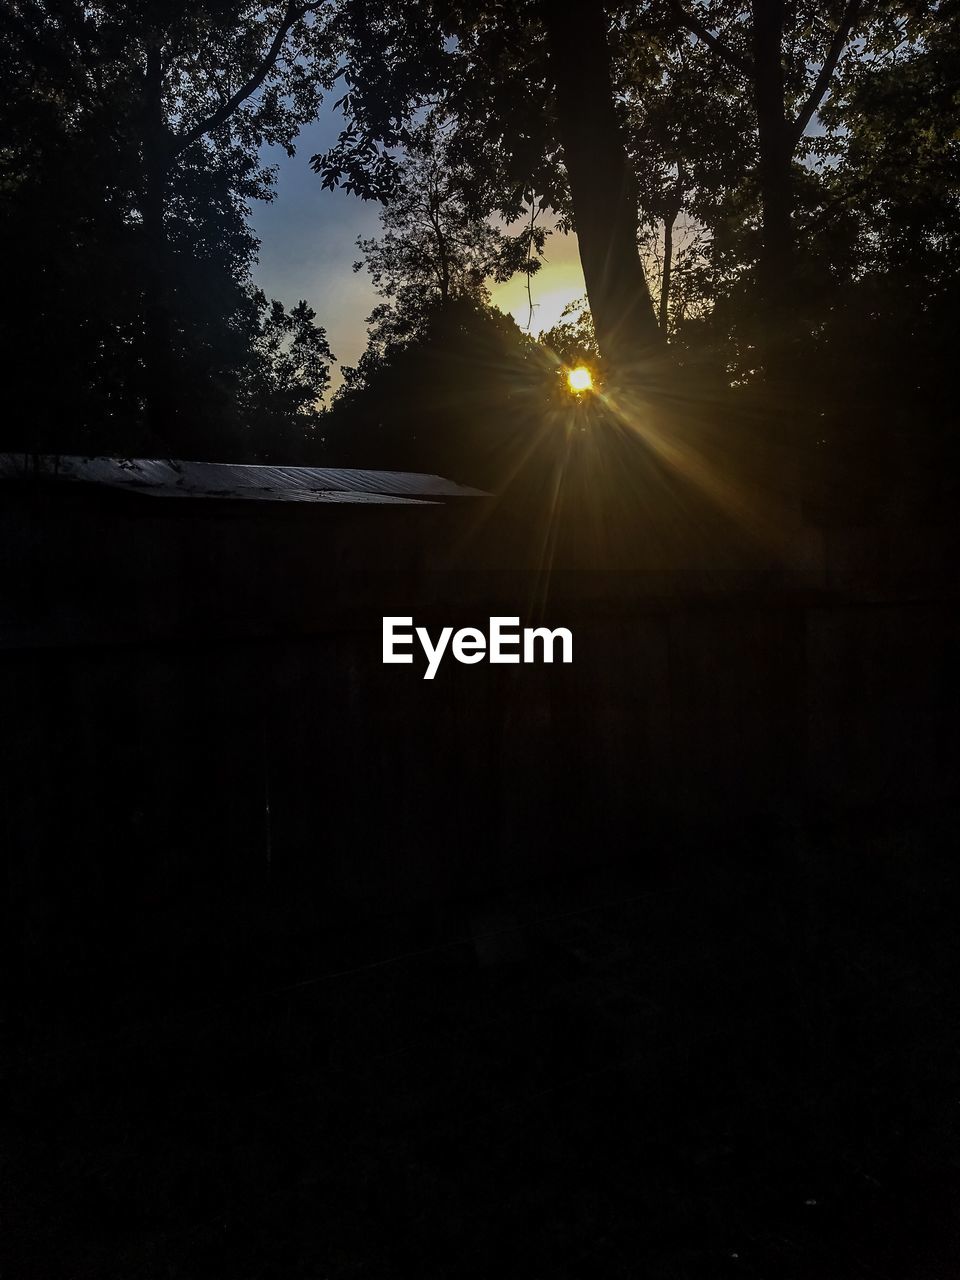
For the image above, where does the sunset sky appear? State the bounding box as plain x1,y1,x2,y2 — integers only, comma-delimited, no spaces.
251,111,586,391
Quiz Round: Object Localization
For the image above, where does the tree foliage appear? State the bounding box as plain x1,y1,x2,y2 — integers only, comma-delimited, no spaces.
1,0,337,459
2,0,958,511
322,296,553,486
341,115,545,385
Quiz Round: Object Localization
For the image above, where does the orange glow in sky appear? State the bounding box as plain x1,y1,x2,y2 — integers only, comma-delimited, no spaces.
489,231,586,336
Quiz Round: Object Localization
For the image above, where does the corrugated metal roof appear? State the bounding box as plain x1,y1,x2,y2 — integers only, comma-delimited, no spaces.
0,455,488,504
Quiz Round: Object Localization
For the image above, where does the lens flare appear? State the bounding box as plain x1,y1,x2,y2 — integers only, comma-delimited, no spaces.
567,366,593,393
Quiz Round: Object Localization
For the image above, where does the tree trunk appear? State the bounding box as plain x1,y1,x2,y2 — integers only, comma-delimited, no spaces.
142,41,175,449
540,0,663,373
751,0,795,380
660,212,674,333
658,169,685,332
428,193,451,302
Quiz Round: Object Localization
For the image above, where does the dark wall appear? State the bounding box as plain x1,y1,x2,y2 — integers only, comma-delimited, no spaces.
2,487,958,1027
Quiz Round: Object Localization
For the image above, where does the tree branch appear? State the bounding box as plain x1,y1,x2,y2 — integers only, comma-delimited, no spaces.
172,1,304,157
790,0,861,144
670,0,754,77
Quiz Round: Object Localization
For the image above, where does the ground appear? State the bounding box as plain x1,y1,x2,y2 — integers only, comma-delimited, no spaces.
4,807,960,1278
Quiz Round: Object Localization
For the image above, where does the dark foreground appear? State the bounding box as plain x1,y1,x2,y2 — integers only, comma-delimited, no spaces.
5,806,960,1279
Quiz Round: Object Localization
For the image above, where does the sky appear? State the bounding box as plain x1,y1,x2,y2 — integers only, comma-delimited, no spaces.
250,107,586,393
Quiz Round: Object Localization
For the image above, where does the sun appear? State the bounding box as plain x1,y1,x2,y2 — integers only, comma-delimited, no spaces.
567,365,593,393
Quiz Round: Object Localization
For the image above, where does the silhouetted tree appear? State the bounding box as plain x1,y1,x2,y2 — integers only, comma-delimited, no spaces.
322,297,552,487
344,114,546,375
539,297,599,368
312,0,668,376
0,0,336,459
